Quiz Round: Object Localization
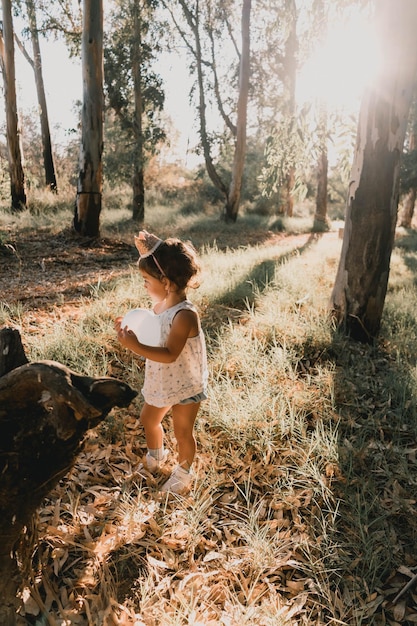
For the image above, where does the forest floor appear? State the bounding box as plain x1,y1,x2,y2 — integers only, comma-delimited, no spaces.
3,222,369,626
0,225,338,321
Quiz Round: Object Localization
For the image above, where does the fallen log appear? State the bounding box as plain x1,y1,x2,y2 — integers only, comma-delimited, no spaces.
0,327,137,623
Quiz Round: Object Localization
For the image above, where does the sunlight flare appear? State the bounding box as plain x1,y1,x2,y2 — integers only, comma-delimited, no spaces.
297,13,380,111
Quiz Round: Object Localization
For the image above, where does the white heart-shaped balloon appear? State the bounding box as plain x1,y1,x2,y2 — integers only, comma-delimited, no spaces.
121,308,161,346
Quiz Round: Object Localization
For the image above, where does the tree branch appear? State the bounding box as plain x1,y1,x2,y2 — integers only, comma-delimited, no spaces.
207,24,236,136
14,32,34,69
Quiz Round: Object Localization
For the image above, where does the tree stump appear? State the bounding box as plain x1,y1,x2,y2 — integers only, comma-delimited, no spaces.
0,327,137,624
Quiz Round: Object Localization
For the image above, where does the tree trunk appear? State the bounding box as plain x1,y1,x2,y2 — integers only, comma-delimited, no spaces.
0,0,27,211
174,0,250,220
224,0,251,223
166,0,252,222
283,166,295,217
184,0,228,198
314,110,329,231
399,129,416,228
399,187,416,228
26,0,58,193
329,0,417,342
0,327,137,623
313,0,329,232
282,0,297,217
132,0,145,223
74,0,104,237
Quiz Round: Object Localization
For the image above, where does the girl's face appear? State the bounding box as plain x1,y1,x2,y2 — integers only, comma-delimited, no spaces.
140,269,166,302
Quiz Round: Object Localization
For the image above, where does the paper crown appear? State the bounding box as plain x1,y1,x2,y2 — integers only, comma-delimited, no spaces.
134,230,163,258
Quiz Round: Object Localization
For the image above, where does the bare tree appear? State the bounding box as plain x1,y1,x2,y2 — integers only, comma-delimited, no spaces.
329,0,417,341
74,0,104,237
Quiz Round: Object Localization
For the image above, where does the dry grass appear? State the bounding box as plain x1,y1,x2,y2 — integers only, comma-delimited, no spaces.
2,197,417,625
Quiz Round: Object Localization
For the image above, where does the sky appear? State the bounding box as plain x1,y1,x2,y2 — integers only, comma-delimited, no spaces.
0,7,378,166
296,11,378,109
1,35,82,148
6,34,200,165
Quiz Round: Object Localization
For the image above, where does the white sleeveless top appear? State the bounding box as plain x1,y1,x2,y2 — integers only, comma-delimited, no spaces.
141,300,208,408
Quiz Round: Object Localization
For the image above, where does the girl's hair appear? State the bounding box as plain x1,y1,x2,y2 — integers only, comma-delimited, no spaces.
138,238,201,290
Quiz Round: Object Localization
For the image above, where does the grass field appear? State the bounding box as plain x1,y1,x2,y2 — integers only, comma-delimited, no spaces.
2,192,417,625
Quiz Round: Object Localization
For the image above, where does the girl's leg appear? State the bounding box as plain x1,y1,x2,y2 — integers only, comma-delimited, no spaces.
171,402,200,469
140,402,169,450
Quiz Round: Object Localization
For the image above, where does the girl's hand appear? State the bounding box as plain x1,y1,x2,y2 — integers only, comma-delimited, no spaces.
115,317,138,351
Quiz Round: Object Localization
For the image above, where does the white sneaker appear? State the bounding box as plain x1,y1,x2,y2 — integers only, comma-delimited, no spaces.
137,450,168,475
160,465,193,494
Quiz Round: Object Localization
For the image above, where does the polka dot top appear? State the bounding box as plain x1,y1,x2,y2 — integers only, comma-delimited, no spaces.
141,300,208,408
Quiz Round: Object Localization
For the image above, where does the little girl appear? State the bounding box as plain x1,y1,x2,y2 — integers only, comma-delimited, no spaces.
115,230,208,494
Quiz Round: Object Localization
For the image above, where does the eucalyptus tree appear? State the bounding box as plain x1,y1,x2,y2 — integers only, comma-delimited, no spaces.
254,0,335,217
104,0,165,222
0,0,27,210
73,0,103,237
228,0,251,222
329,0,417,341
35,0,82,54
278,0,297,217
311,0,372,230
257,0,338,218
258,0,371,221
14,0,58,192
311,0,328,230
162,0,251,223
